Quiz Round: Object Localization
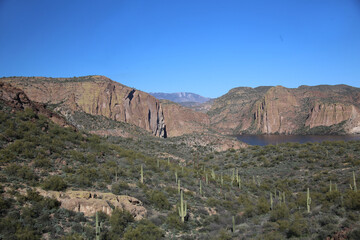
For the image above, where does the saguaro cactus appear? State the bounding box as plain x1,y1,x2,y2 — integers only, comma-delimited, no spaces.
199,179,202,195
220,172,224,187
175,170,178,183
237,175,241,189
270,192,273,210
95,211,101,240
178,179,181,194
211,169,216,180
140,164,144,184
283,192,286,204
178,190,187,222
232,215,235,232
307,188,311,213
353,171,357,192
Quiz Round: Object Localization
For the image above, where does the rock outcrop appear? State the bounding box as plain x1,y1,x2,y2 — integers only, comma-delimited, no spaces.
208,84,360,135
0,82,73,129
38,189,147,220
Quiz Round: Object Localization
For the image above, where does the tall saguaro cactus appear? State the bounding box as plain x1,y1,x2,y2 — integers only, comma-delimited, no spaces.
178,190,187,222
140,164,144,184
95,211,100,240
353,171,357,192
307,188,311,213
178,179,181,194
232,216,235,232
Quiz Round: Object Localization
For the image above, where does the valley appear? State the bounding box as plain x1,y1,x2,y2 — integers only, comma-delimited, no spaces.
0,76,360,239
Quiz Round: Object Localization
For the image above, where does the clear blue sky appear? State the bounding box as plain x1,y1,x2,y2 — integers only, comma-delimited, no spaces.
1,0,360,98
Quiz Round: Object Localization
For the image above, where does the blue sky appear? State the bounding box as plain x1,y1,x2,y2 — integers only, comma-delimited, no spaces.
0,0,360,98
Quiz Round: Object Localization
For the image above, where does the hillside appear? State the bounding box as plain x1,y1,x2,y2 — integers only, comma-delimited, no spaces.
208,85,360,135
0,76,211,138
1,93,360,239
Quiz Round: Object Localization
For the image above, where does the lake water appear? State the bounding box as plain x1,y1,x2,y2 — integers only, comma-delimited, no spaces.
236,135,360,146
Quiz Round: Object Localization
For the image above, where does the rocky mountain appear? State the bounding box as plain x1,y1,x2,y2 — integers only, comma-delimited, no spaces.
150,92,211,104
0,76,211,138
1,76,167,137
208,85,360,135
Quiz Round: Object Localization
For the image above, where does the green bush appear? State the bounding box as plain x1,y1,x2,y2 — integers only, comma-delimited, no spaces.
147,190,171,210
344,190,360,210
111,181,130,195
166,211,185,230
109,208,134,237
123,219,164,240
257,196,270,214
42,176,67,191
269,205,289,222
5,164,38,181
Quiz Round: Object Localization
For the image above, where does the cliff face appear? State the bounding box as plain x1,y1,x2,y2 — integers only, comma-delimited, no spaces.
1,76,167,137
208,85,360,135
0,76,212,137
160,100,210,137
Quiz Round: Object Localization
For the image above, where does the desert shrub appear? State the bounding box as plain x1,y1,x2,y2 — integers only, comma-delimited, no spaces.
257,196,270,214
5,164,38,181
33,157,52,169
61,233,84,240
348,228,360,240
147,190,171,210
269,205,289,222
166,211,186,230
111,181,130,195
15,227,38,240
42,176,67,191
287,212,307,238
214,229,232,240
344,190,360,210
109,208,134,237
123,219,164,240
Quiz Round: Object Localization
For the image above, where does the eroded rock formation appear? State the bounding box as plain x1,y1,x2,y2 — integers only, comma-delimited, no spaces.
38,189,147,220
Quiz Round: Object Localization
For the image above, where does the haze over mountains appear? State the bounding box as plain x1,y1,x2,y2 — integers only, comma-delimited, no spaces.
149,92,211,104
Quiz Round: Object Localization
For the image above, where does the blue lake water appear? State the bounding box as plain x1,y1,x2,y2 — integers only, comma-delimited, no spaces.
236,135,360,146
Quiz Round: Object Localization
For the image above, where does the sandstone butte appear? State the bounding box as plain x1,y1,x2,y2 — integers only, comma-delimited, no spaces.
208,85,360,135
0,76,210,137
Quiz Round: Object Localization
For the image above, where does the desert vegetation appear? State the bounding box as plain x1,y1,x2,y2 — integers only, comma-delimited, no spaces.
1,102,360,239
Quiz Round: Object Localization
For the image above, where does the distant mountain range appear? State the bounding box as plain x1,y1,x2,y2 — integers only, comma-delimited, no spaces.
149,92,211,104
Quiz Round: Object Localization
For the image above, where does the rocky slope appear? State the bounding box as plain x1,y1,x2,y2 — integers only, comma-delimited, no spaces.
208,85,360,135
0,82,73,129
0,76,210,138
